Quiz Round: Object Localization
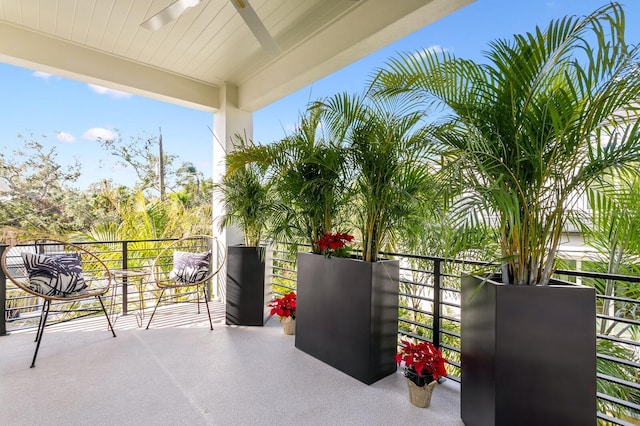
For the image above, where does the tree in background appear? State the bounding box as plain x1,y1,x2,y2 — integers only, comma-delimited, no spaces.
0,134,87,235
98,130,177,197
0,131,212,240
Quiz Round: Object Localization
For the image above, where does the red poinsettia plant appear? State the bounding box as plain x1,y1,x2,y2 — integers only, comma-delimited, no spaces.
314,232,354,258
268,291,296,320
396,339,448,387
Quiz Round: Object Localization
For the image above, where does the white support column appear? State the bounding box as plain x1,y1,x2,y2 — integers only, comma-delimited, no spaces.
212,83,253,302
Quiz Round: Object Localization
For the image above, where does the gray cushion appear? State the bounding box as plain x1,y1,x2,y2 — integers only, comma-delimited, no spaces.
169,250,211,283
21,252,87,297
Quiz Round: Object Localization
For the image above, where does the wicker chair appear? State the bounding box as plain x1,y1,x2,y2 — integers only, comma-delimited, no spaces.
1,239,116,367
145,235,226,330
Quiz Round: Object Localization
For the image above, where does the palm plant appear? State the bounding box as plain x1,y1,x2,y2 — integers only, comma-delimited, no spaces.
577,170,640,333
316,91,435,262
215,135,272,247
375,2,640,285
225,107,349,253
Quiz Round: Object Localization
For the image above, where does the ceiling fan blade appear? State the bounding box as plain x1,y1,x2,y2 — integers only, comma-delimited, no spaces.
230,0,280,55
141,0,203,31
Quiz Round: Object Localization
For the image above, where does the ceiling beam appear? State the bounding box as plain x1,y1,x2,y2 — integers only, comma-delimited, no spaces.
0,21,220,112
238,0,473,111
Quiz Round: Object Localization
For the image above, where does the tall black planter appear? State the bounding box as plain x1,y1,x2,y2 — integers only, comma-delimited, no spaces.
225,245,272,326
295,252,399,385
460,275,596,426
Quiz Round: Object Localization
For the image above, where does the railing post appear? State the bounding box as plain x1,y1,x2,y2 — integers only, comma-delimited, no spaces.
432,258,442,349
0,244,7,336
206,237,213,301
122,241,129,315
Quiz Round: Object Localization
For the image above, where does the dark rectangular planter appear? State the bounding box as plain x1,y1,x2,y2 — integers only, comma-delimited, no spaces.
460,275,596,426
295,252,399,385
225,245,272,326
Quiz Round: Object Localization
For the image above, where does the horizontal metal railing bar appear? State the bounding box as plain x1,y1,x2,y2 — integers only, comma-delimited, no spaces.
272,274,296,282
272,256,296,262
399,279,432,288
273,285,295,296
379,250,490,267
597,353,640,369
440,328,461,339
597,294,640,304
597,333,640,348
597,392,640,412
398,329,433,342
446,375,461,384
597,373,640,391
441,315,461,325
556,268,640,283
441,272,466,279
399,317,433,330
399,291,433,303
440,286,461,294
400,266,434,275
272,266,297,274
440,344,461,358
440,299,462,309
399,304,433,317
271,251,295,258
596,412,635,426
597,314,640,327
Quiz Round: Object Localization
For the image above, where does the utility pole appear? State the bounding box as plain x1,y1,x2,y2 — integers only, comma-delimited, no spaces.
158,126,166,201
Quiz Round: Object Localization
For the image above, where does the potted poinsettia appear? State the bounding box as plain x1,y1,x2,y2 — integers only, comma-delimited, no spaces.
396,339,448,408
268,291,296,335
376,3,640,424
315,232,354,258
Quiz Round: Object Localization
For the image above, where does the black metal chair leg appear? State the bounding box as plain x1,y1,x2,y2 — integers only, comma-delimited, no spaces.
202,285,213,331
34,299,46,343
31,300,51,368
145,289,165,330
196,288,201,314
97,295,117,338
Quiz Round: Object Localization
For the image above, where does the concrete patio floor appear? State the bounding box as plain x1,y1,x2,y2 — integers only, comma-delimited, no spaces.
0,302,462,426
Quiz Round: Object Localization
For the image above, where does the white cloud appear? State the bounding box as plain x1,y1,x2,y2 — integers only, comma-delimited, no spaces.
56,131,76,143
87,84,132,99
32,71,53,80
426,45,445,54
412,45,450,60
83,127,117,141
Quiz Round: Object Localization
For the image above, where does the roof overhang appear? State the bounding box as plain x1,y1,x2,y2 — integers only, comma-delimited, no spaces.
0,0,473,112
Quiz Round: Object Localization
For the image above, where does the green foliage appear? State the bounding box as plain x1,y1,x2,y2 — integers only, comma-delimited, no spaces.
97,131,177,197
0,130,211,240
375,2,640,284
226,107,349,253
596,339,640,421
0,135,83,236
215,135,272,247
315,90,436,262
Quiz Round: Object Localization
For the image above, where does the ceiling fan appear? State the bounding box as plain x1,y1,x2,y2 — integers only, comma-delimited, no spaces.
141,0,281,55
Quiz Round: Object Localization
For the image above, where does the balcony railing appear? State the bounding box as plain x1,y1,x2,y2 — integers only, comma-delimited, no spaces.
270,244,640,426
0,238,212,332
2,238,639,425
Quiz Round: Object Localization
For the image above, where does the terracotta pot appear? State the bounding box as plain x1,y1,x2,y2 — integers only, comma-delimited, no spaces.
281,316,295,335
406,377,437,408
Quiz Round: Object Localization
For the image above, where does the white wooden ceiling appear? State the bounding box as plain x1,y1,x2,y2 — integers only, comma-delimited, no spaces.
0,0,473,112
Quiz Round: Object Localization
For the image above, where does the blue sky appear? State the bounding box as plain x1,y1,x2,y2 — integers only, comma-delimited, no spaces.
1,0,638,189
